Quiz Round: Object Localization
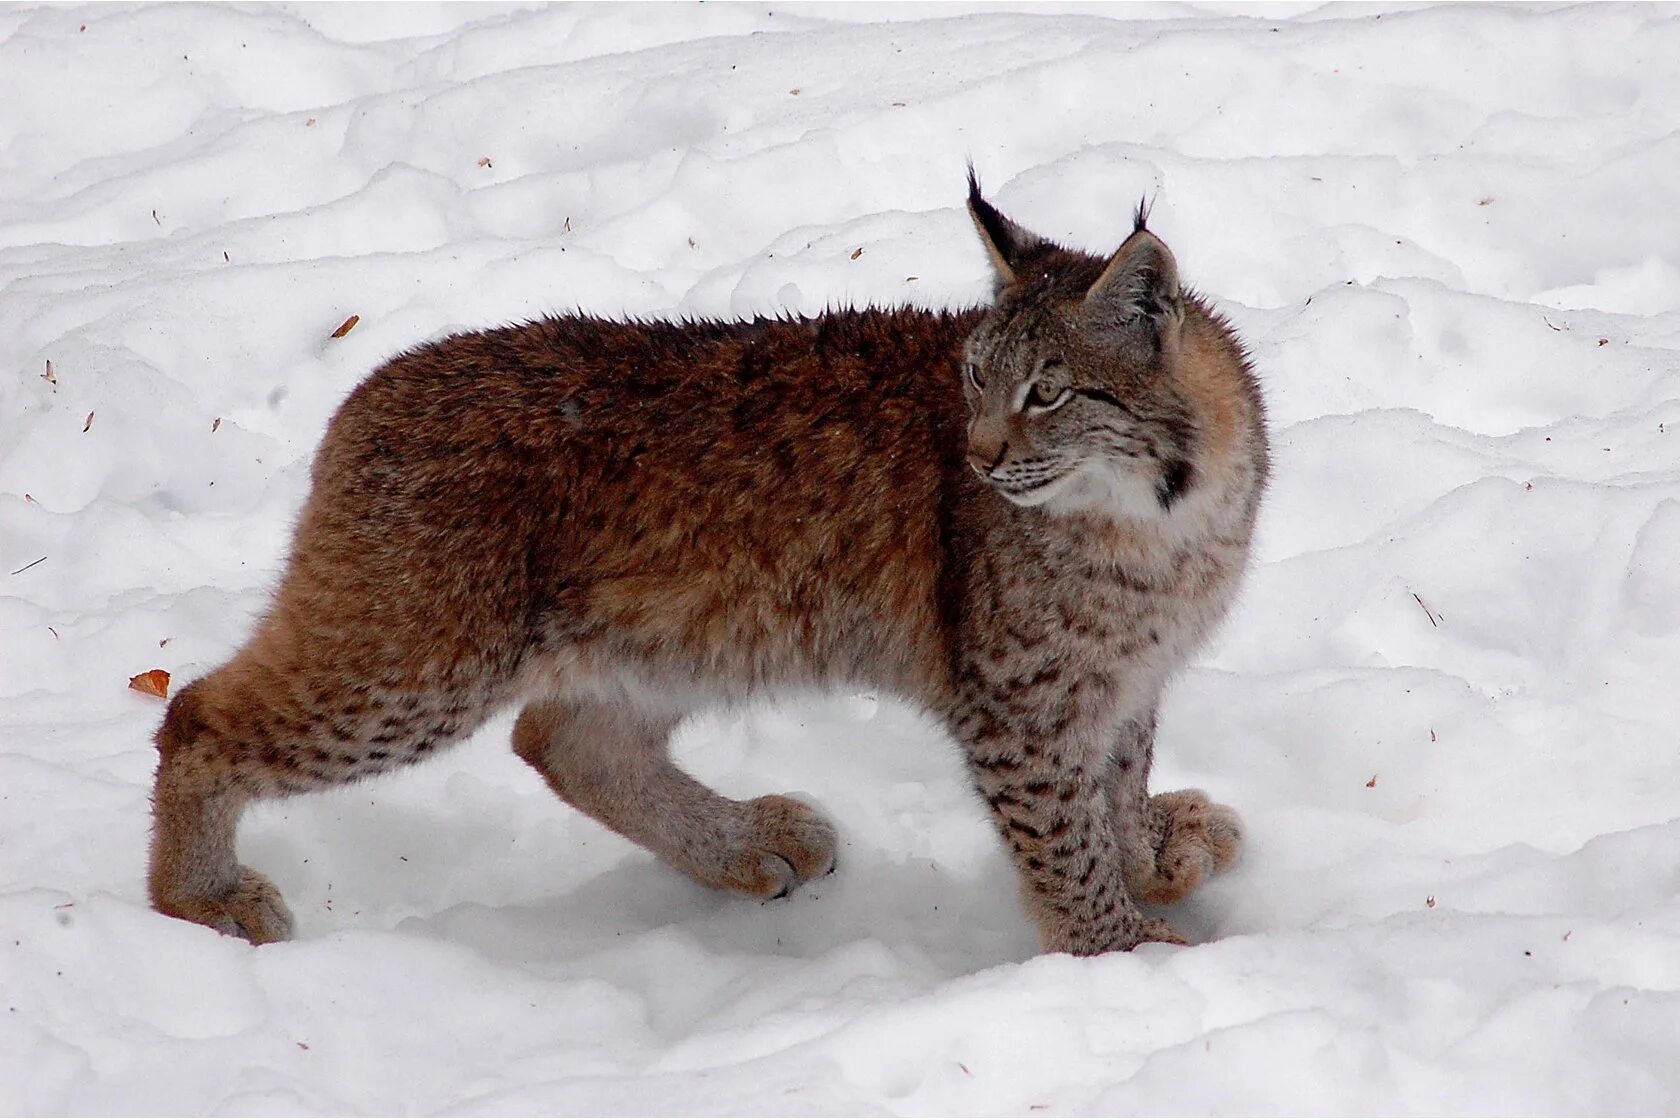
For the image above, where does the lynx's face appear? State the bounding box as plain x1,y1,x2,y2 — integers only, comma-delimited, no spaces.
962,174,1197,518
961,299,1195,516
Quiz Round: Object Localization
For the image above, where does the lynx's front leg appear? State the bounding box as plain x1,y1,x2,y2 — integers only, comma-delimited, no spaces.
1107,711,1243,906
955,703,1183,955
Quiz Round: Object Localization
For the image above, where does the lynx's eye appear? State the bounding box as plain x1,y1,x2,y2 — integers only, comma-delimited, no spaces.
965,361,985,391
1024,380,1073,412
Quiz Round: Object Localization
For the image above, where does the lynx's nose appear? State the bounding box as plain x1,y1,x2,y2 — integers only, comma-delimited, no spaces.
966,436,1008,478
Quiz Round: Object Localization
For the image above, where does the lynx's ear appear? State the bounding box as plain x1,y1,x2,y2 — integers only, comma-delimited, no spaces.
1084,216,1183,349
967,167,1050,289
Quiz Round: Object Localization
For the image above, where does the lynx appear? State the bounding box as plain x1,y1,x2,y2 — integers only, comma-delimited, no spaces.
148,174,1268,955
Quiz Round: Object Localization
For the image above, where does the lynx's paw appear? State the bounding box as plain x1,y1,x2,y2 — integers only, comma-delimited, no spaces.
156,867,295,945
1042,908,1188,955
1136,915,1190,947
715,795,839,900
1130,789,1242,906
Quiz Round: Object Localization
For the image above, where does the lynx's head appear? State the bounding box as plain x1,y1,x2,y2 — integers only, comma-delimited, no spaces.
962,173,1200,519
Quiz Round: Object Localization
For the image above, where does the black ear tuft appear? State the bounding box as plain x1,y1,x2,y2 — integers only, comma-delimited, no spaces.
1133,194,1153,233
966,165,1008,242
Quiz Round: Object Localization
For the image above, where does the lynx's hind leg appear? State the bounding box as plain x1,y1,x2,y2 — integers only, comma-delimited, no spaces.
149,645,508,944
150,682,292,943
512,695,837,899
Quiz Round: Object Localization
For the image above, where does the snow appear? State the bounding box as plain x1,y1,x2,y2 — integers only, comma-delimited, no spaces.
3,1,1679,1113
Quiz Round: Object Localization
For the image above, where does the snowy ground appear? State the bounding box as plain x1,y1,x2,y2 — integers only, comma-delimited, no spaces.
4,1,1680,1114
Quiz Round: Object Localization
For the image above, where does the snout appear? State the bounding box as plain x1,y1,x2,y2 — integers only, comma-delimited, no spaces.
967,423,1008,478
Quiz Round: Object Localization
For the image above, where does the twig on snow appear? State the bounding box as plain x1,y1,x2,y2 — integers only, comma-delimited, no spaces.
1411,591,1439,628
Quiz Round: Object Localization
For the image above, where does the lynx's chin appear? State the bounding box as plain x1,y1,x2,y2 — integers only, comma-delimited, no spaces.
1041,459,1184,521
996,470,1081,508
